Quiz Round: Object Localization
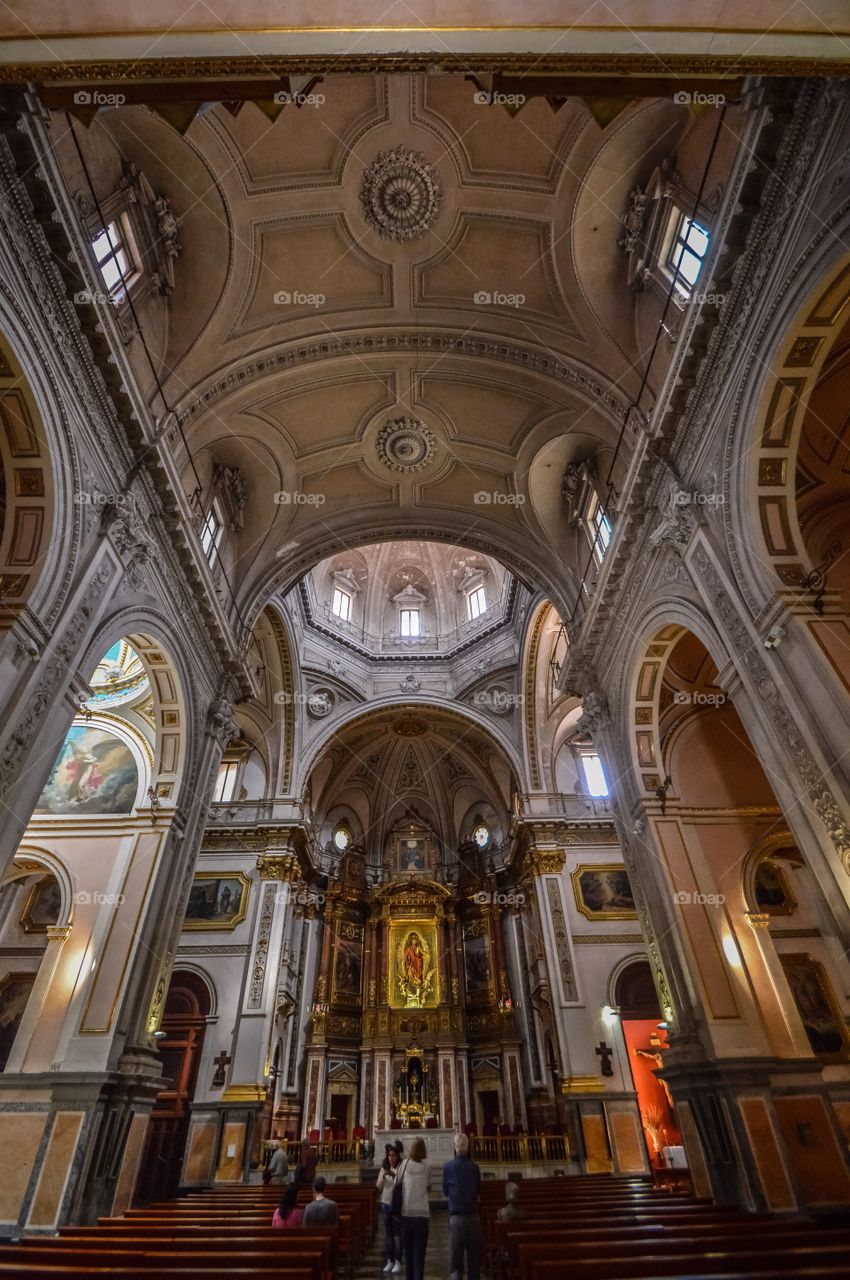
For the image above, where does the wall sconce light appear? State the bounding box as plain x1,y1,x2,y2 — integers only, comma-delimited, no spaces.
602,1004,619,1026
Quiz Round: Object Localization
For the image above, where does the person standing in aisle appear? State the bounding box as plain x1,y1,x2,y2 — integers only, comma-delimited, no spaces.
398,1136,430,1280
442,1132,482,1280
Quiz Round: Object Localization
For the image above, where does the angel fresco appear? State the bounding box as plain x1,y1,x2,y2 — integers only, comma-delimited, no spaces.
35,726,138,815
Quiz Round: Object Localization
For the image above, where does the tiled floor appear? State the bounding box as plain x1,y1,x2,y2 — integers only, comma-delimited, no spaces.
361,1207,455,1279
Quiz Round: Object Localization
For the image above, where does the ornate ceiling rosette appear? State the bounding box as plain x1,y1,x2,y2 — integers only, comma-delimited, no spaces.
359,145,442,242
376,417,437,472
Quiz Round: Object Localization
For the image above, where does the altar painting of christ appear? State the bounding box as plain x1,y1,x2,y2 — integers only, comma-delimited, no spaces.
389,921,439,1008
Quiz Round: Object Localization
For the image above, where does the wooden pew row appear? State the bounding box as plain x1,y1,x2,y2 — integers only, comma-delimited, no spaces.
92,1211,357,1277
0,1270,314,1280
522,1251,850,1280
490,1212,765,1275
514,1231,850,1280
0,1248,327,1276
104,1212,359,1269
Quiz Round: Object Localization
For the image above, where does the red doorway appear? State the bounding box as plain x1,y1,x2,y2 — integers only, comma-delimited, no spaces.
135,971,211,1203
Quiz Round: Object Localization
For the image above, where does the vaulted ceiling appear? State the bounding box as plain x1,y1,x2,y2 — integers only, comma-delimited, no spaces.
307,702,514,860
50,73,736,617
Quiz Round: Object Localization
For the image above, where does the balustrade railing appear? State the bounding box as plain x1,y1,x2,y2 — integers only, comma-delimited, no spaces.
263,1133,571,1169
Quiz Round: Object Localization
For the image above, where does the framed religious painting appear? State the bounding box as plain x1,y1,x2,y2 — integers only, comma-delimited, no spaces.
571,864,637,921
333,922,364,1002
20,874,62,934
463,919,493,1001
780,953,850,1061
183,872,250,931
752,857,797,916
388,920,439,1009
0,973,36,1071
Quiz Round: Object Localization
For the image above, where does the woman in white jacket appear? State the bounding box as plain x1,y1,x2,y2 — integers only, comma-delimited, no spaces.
398,1136,430,1280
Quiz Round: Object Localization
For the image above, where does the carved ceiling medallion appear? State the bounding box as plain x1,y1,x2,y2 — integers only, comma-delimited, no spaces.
360,145,442,242
376,417,436,472
392,716,429,737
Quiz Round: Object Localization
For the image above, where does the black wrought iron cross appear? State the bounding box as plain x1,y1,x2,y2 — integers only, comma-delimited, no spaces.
595,1041,614,1077
212,1050,231,1087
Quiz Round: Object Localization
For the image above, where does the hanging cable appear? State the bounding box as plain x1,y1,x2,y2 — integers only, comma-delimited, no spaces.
64,112,246,638
568,102,730,629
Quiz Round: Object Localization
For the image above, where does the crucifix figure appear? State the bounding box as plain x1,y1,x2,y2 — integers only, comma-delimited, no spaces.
212,1050,231,1088
595,1041,614,1077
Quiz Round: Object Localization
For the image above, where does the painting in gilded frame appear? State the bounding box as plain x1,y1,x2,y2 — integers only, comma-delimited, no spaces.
753,858,797,916
183,872,251,931
389,920,439,1009
333,923,364,1001
571,864,637,920
463,919,493,1000
780,953,850,1060
20,874,62,934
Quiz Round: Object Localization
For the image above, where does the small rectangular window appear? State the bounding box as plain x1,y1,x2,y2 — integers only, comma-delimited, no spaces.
213,759,239,802
91,219,136,300
580,752,609,798
400,608,421,637
466,585,487,620
332,588,352,621
668,212,710,299
590,501,612,563
200,499,224,559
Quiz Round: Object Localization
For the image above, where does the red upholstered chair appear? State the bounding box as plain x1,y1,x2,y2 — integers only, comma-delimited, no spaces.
425,1117,438,1129
390,1119,402,1130
409,1120,421,1129
352,1125,366,1140
308,1129,320,1143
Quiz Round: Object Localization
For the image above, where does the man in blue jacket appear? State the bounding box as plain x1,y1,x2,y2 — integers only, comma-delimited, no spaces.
442,1132,481,1280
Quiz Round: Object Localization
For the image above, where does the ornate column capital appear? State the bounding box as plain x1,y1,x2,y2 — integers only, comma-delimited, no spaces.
256,852,299,882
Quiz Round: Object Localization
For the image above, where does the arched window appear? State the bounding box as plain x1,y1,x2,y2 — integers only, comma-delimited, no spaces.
333,824,352,852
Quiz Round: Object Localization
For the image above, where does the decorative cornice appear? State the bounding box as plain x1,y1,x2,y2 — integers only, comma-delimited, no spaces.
5,54,850,85
175,330,629,428
221,1083,267,1103
573,933,644,944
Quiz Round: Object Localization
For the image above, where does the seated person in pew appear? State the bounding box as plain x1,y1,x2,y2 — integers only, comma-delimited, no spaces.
495,1182,526,1224
273,1182,305,1230
303,1176,339,1226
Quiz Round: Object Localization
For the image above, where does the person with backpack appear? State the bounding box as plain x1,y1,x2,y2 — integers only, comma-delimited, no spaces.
395,1136,430,1280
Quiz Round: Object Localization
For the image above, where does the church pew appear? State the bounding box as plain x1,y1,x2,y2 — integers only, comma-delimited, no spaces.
521,1246,850,1280
0,1248,327,1278
513,1230,850,1280
93,1213,358,1275
0,1270,316,1280
491,1212,768,1275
